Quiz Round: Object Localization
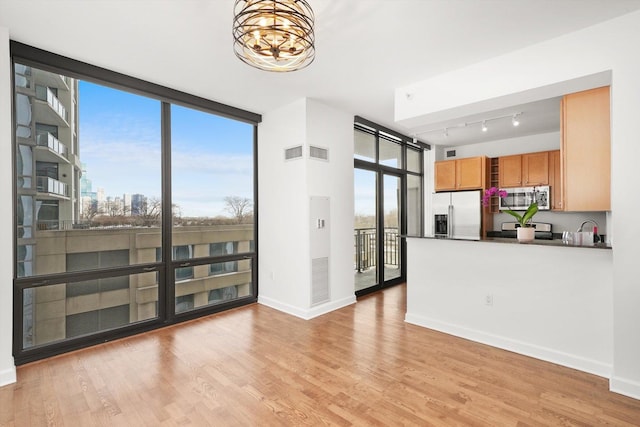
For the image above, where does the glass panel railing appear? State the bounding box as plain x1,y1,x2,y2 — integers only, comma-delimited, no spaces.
36,176,69,197
36,86,68,122
36,131,68,158
46,88,68,121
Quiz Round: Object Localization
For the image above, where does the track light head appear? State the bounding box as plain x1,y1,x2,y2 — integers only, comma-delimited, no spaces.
512,114,520,127
481,121,488,132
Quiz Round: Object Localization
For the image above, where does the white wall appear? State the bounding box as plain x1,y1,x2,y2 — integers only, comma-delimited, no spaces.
258,98,355,319
0,26,17,386
397,11,640,399
257,99,310,312
444,131,560,159
406,238,613,377
305,100,355,307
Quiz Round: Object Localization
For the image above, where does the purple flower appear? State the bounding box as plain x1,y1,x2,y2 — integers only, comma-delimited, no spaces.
482,186,508,207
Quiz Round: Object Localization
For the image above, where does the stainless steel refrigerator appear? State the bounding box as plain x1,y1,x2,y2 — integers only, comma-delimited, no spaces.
432,190,482,240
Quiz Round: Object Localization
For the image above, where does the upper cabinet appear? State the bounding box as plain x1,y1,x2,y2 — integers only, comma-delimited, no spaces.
548,150,563,210
499,152,549,188
561,86,611,211
434,160,456,191
434,156,487,191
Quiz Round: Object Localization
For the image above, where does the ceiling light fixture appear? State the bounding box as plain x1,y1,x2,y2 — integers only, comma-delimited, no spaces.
414,112,523,138
232,0,315,72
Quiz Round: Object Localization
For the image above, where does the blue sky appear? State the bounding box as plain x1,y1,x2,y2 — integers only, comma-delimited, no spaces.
354,169,399,217
79,80,254,217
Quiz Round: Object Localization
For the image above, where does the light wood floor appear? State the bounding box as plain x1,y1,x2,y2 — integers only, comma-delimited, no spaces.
2,284,640,426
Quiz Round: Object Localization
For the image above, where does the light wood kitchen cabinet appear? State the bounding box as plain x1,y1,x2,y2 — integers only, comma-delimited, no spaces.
561,86,610,211
498,155,524,187
498,152,549,188
434,156,487,191
548,150,563,210
434,160,457,191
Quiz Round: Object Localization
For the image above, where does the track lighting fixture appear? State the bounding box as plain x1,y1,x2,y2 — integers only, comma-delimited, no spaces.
414,112,523,139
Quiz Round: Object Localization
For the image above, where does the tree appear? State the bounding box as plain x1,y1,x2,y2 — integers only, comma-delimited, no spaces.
224,196,253,224
136,197,162,226
82,203,100,221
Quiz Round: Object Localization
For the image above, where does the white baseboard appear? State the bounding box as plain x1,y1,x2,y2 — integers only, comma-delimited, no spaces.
610,376,640,400
258,295,356,320
0,366,16,388
405,312,612,379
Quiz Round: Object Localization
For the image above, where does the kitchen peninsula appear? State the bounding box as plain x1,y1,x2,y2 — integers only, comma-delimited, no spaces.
405,236,613,378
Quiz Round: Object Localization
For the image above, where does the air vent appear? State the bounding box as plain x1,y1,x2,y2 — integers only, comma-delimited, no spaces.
284,145,303,161
446,150,456,158
309,145,329,161
311,257,329,305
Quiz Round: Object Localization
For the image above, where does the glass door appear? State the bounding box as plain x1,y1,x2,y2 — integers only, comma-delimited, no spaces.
354,168,377,292
353,118,424,297
354,169,404,295
383,174,401,282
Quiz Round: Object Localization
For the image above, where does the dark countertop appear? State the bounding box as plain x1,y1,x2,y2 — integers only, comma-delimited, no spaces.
403,235,612,249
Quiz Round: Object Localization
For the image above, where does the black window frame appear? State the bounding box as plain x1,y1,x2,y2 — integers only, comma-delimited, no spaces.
353,116,429,297
11,41,261,365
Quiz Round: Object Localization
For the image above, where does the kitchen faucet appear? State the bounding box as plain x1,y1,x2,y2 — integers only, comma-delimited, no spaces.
577,219,599,232
578,219,601,243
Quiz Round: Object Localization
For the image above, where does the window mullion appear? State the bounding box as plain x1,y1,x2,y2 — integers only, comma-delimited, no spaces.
161,102,173,320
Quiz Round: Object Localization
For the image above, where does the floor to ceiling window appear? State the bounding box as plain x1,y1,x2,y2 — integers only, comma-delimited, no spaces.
170,104,255,315
353,117,427,296
12,42,260,364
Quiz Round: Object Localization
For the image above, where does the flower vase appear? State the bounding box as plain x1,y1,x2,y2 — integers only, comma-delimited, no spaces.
517,227,535,243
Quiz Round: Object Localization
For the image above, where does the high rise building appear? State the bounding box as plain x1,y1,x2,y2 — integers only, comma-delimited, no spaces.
14,63,80,276
131,193,145,216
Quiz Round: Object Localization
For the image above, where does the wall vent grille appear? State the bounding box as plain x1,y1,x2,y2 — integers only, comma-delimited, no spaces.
309,145,329,161
285,145,303,161
311,257,330,305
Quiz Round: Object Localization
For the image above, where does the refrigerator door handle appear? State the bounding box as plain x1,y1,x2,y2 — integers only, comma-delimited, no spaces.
447,204,453,238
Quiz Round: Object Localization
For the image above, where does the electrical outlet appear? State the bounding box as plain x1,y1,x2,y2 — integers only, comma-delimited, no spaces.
485,294,493,306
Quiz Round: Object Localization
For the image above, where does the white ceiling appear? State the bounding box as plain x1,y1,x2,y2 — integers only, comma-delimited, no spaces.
2,0,640,146
415,97,562,147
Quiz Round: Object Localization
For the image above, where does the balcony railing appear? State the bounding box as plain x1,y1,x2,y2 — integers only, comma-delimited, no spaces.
36,86,68,122
36,131,68,158
36,176,69,198
46,88,67,121
354,227,399,272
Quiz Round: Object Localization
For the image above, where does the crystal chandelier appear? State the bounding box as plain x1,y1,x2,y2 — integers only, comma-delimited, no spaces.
232,0,315,72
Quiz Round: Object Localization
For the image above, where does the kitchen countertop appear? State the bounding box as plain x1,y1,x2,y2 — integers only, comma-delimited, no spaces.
403,235,612,249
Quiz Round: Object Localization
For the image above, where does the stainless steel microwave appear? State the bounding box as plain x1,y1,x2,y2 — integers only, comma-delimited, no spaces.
499,186,551,211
